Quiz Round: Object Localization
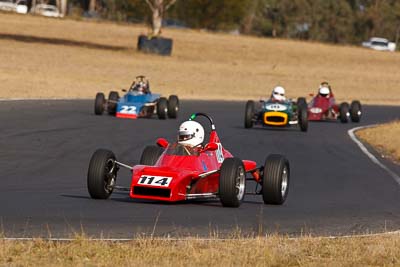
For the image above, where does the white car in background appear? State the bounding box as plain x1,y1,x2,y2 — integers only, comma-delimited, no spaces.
362,37,396,52
0,0,17,12
0,0,27,13
32,4,63,18
16,0,27,13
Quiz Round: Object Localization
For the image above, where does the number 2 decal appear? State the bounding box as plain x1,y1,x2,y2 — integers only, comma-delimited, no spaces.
120,105,137,114
138,175,172,187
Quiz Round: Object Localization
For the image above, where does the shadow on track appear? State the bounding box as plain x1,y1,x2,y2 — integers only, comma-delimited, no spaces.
0,33,129,51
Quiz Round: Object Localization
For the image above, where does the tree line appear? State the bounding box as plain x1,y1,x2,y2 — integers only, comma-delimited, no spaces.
75,0,400,45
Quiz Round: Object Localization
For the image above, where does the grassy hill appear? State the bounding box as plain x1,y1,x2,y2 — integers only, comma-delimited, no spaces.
0,13,399,104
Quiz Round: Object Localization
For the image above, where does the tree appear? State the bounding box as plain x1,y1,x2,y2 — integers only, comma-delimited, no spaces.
145,0,177,36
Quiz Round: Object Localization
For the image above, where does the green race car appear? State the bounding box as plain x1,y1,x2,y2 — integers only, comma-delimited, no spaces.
244,97,308,132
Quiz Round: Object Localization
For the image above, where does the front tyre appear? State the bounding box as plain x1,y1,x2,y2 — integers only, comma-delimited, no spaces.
94,93,105,115
350,100,362,123
296,97,307,109
157,97,168,119
107,91,119,115
298,104,308,132
167,95,179,119
219,157,246,207
339,102,350,123
140,145,164,166
244,100,255,128
87,149,118,199
262,154,290,205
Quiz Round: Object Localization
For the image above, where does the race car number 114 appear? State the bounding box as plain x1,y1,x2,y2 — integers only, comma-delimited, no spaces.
138,175,172,187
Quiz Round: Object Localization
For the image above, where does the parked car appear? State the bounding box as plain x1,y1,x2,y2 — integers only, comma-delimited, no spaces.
32,4,63,18
0,0,27,13
0,0,17,12
15,0,27,13
362,37,396,52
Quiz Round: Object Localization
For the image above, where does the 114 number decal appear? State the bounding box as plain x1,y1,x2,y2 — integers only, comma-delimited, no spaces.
138,175,172,187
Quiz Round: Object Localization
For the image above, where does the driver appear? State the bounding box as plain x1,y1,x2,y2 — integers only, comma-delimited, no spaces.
318,86,330,98
271,86,286,102
178,120,205,148
132,81,150,94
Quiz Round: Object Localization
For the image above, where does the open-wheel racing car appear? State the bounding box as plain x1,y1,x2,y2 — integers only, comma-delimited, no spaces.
94,75,179,119
244,97,308,132
87,113,291,207
306,85,362,123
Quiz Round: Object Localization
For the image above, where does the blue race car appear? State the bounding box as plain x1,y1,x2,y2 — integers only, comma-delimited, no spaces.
94,75,179,119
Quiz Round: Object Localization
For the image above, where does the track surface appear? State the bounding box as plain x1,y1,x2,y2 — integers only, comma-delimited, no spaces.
1,100,400,238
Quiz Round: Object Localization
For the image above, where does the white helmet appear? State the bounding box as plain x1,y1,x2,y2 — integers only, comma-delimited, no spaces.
319,86,330,97
178,121,205,147
272,86,286,101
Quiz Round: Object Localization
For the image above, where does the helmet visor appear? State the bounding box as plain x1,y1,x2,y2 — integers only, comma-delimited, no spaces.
273,92,284,96
178,130,194,142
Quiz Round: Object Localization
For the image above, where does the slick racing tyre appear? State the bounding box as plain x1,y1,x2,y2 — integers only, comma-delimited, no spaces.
107,91,119,115
94,92,105,115
350,100,362,123
157,97,168,119
244,100,255,128
219,157,246,207
262,154,290,205
140,145,164,166
296,97,307,109
298,104,308,132
87,149,118,199
167,95,179,119
339,102,350,123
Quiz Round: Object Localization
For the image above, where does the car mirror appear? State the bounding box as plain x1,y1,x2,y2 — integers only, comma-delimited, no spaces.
203,142,218,152
156,138,169,148
122,89,127,92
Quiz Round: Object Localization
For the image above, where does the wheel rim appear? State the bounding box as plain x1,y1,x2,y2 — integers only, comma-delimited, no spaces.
281,166,288,197
236,166,245,200
104,158,116,193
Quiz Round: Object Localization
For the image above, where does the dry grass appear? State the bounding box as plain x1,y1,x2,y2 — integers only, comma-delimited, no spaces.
357,120,400,162
1,13,400,104
1,234,400,266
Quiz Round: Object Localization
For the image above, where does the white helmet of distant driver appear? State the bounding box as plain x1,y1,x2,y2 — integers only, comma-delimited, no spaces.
272,86,286,101
319,86,330,97
178,121,205,147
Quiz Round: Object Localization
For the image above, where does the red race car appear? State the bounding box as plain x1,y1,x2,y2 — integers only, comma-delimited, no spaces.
306,85,362,123
87,113,290,207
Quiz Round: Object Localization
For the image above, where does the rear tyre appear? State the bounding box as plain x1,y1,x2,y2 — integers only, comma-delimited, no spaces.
139,145,164,166
87,149,117,199
350,100,362,123
94,93,105,115
107,91,119,115
244,100,255,128
219,157,246,207
157,97,168,119
262,154,290,205
167,95,179,119
297,97,307,109
339,102,350,123
298,105,308,132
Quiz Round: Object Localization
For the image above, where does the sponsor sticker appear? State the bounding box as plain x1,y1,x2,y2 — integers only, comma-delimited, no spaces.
216,143,224,163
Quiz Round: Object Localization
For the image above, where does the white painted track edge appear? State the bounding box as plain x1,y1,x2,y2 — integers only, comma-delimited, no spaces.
348,125,400,187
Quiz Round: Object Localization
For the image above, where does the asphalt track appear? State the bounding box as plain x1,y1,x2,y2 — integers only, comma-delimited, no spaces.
1,100,400,238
